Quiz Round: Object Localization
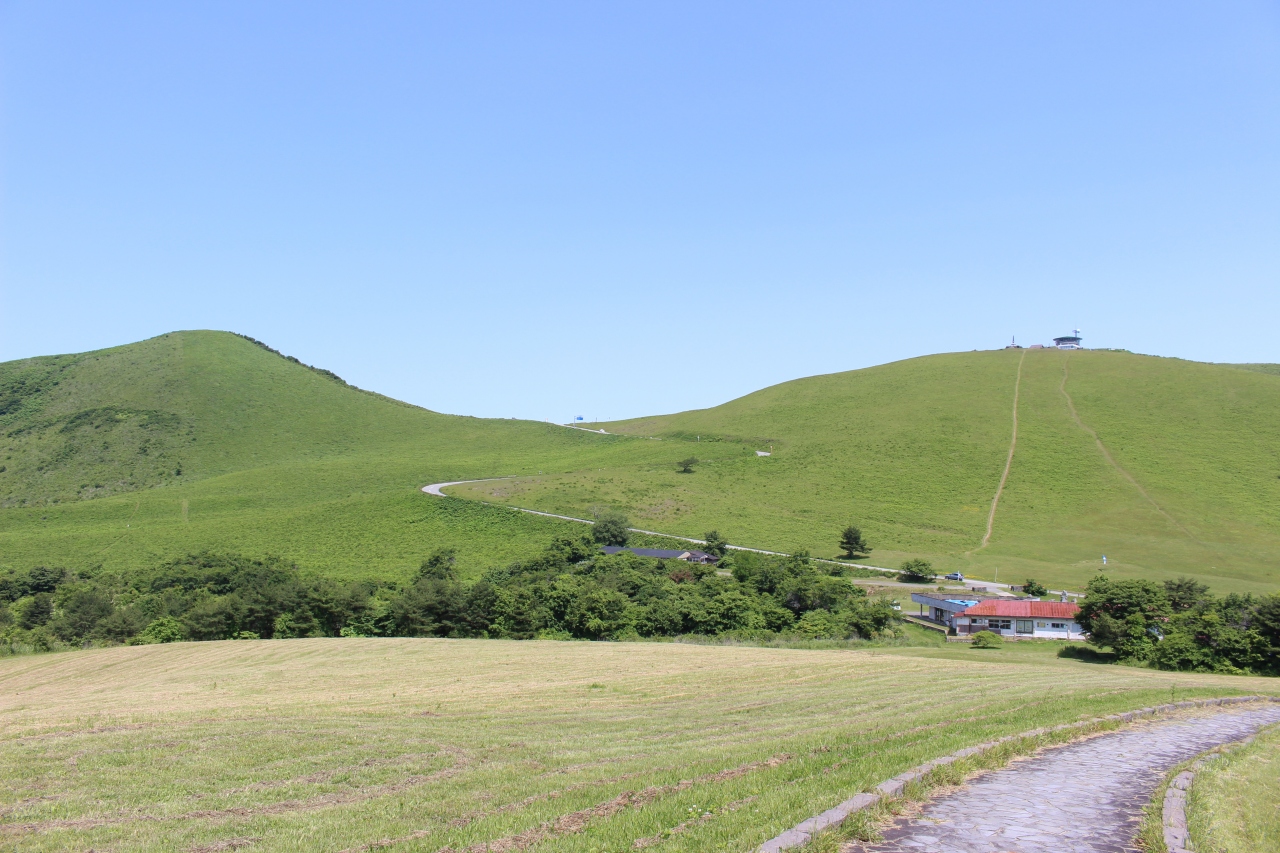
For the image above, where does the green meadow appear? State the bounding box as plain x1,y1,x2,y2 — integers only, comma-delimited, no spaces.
456,349,1280,594
0,331,670,581
3,331,1279,593
1,638,1274,853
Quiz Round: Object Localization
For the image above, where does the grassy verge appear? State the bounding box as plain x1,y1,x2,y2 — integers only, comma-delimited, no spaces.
1184,722,1280,852
1,639,1274,853
1134,754,1198,853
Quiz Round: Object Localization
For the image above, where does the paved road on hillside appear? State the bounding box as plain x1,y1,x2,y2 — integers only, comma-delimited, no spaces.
420,479,904,570
846,704,1280,853
420,479,1069,599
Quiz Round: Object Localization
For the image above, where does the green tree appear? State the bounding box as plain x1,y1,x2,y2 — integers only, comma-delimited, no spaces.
272,607,320,639
417,548,458,581
677,457,698,474
702,531,729,558
1022,578,1048,598
838,525,871,559
1076,575,1171,660
1151,607,1264,674
183,596,241,640
51,586,115,641
1164,577,1211,612
136,616,186,644
898,559,935,583
18,593,54,629
96,607,147,642
1253,594,1280,674
842,597,898,640
634,598,683,637
22,566,66,595
591,511,631,547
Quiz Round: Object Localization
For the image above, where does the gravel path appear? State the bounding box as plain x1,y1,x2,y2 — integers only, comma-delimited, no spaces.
849,704,1280,853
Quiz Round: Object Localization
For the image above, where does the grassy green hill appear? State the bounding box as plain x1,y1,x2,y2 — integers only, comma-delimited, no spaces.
0,331,670,580
453,349,1280,594
3,332,1279,593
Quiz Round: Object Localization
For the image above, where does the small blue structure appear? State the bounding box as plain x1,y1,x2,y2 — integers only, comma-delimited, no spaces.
910,592,997,630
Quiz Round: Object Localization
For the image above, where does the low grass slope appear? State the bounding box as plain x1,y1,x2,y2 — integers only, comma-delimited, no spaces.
0,331,666,579
454,349,1280,593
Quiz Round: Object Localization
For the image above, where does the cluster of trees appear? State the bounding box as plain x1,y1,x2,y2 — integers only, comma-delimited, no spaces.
1078,575,1280,675
0,538,902,652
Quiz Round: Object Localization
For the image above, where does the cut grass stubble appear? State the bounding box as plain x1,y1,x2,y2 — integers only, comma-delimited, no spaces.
1,638,1276,853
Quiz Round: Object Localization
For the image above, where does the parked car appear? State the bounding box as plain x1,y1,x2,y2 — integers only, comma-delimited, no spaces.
943,572,965,582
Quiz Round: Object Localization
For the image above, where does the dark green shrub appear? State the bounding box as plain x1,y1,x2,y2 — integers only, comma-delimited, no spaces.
136,616,185,644
51,586,114,641
1164,577,1211,612
971,630,1003,648
702,530,729,558
591,511,630,547
899,559,935,583
18,593,53,629
417,548,458,581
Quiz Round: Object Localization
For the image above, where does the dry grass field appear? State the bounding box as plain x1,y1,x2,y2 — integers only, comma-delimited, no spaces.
2,639,1276,853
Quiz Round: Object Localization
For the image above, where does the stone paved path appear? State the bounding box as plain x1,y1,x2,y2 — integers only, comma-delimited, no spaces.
848,704,1280,853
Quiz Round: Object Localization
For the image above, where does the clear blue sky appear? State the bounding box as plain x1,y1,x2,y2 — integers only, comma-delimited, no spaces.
2,2,1277,421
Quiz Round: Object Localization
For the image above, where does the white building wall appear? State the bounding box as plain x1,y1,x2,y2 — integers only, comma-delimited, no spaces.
958,617,1085,640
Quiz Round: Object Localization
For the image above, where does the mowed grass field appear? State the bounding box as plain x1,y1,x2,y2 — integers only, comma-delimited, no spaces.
4,331,1279,592
1187,722,1280,852
454,350,1280,594
1,640,1276,852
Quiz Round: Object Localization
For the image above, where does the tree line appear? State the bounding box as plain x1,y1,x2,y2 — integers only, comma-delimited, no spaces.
1077,575,1280,675
0,538,902,653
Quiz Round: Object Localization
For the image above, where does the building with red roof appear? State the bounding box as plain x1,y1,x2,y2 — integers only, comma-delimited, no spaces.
956,599,1084,640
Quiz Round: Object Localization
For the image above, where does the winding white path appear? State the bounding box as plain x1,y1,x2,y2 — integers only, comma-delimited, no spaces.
421,477,513,497
422,479,1076,599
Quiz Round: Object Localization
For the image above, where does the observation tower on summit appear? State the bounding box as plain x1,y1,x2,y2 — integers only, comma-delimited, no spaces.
1053,329,1083,350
